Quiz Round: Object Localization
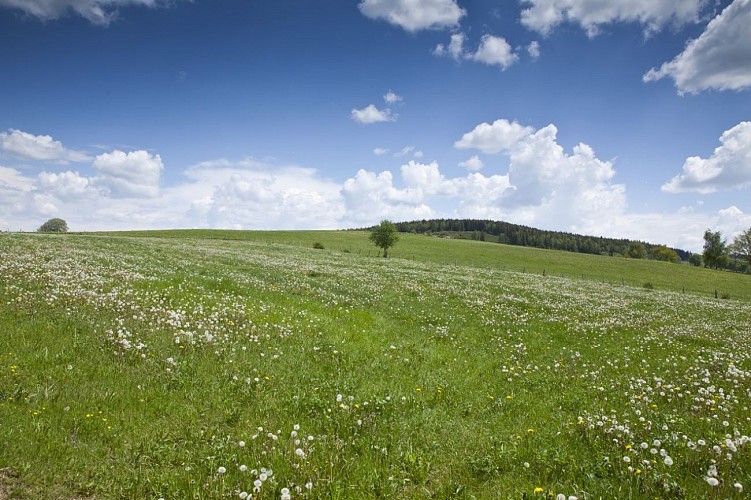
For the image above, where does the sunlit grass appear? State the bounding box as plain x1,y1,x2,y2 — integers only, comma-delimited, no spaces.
1,232,749,498
94,229,751,301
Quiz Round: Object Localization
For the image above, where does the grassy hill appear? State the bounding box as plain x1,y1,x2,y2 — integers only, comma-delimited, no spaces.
1,231,750,498
95,229,751,302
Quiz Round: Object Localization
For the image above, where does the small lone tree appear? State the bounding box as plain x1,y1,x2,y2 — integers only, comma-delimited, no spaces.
732,226,751,266
37,218,68,233
702,229,728,269
369,220,399,258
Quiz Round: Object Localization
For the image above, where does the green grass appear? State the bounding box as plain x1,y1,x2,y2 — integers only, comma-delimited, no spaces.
94,229,751,301
1,232,750,499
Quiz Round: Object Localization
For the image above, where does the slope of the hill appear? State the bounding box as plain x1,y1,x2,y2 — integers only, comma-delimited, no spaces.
92,229,751,301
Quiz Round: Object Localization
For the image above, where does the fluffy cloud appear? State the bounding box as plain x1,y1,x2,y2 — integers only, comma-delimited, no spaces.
93,150,163,198
643,0,751,94
401,160,451,195
0,129,91,163
0,166,34,192
458,155,484,171
434,33,520,69
0,0,166,25
520,0,704,37
185,161,345,230
455,119,535,154
358,0,465,32
0,166,46,230
455,118,626,233
37,171,94,200
383,90,403,105
662,122,751,193
373,148,389,156
527,41,541,59
351,104,396,124
433,32,466,60
343,160,513,225
342,169,433,225
502,124,624,214
470,35,518,70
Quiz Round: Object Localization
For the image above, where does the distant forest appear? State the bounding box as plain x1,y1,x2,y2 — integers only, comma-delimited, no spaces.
394,219,692,261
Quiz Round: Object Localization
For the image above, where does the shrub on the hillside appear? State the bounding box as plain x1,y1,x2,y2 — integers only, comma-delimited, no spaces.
312,242,324,250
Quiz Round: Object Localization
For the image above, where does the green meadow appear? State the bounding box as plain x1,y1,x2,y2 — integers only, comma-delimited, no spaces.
1,231,749,499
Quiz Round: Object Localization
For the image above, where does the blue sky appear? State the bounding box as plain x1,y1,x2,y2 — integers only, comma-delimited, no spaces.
1,0,750,251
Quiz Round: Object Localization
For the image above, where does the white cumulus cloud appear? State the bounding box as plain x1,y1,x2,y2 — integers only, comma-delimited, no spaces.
358,0,465,32
527,40,541,59
342,169,432,225
351,104,396,124
520,0,704,37
434,32,520,69
455,119,535,154
455,118,626,233
662,121,751,194
37,171,94,200
458,155,484,171
433,32,466,60
0,0,167,25
0,166,33,192
643,0,751,94
383,90,403,104
93,149,163,198
194,165,345,230
373,148,390,156
0,129,91,163
470,35,518,70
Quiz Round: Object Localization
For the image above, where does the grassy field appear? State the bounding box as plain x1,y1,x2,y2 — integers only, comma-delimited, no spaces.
1,232,750,499
95,229,751,302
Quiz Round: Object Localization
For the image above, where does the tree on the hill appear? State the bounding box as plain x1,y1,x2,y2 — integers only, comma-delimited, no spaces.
688,253,703,267
626,242,647,259
732,226,751,266
37,218,68,233
702,229,728,269
651,245,680,263
369,220,399,258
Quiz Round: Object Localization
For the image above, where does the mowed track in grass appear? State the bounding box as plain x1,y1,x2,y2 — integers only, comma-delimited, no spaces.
0,232,749,499
97,229,751,302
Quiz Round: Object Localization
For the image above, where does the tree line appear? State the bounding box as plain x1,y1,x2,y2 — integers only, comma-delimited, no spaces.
393,219,691,262
700,228,751,274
